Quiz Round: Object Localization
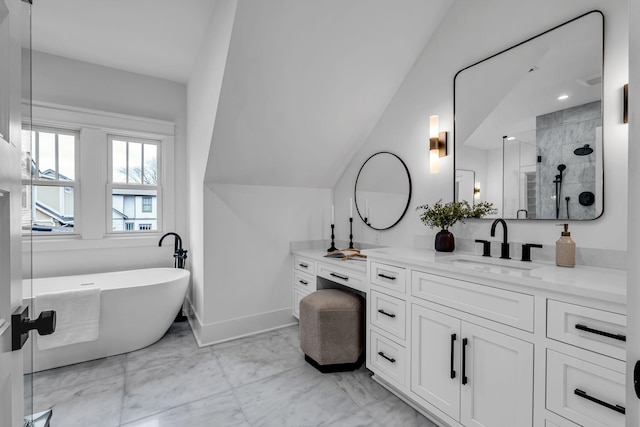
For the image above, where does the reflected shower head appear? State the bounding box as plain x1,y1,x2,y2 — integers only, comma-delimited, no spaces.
557,164,566,172
574,144,593,156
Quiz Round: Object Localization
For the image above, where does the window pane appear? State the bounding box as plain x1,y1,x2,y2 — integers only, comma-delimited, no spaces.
128,142,142,184
112,139,127,183
21,185,31,232
111,188,157,232
38,131,56,179
30,185,74,233
21,129,34,180
143,144,157,185
58,134,75,181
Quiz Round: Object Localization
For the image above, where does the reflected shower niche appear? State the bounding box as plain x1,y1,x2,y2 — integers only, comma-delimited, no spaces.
454,11,604,220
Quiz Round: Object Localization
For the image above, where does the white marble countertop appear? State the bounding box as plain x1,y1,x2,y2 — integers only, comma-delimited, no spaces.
361,247,626,306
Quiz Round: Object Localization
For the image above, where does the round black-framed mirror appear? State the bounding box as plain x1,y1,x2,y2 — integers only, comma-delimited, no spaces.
354,152,412,230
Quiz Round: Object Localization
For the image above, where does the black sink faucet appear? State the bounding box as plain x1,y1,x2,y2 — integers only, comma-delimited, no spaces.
490,219,510,259
159,232,188,269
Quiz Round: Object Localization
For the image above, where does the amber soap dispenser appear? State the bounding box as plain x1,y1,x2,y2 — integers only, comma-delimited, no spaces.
556,223,576,267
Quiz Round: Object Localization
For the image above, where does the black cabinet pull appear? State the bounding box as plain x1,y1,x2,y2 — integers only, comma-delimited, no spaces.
298,263,309,269
461,338,468,385
450,333,457,379
575,324,626,342
298,279,308,286
378,351,396,364
378,273,396,281
377,309,396,318
330,272,349,281
574,389,625,414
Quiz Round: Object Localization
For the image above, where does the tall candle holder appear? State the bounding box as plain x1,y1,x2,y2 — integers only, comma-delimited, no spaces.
348,217,354,249
327,224,337,252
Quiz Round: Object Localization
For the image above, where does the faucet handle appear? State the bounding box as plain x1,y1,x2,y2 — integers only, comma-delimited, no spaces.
475,239,491,257
521,243,543,262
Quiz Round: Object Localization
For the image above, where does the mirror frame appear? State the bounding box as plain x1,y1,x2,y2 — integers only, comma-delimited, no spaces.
354,151,412,230
453,10,605,220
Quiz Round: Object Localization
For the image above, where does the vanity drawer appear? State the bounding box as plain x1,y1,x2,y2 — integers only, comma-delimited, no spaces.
547,300,626,361
412,271,534,332
294,255,316,275
293,270,315,291
546,350,625,427
370,262,406,295
292,286,312,319
369,330,407,388
317,263,365,293
370,290,406,340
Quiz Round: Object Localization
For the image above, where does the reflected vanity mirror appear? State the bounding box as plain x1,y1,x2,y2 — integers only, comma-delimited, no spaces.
354,152,411,230
454,11,604,220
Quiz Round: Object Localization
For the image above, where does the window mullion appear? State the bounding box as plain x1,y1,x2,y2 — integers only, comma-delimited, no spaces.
141,143,145,185
125,140,130,184
54,132,59,180
34,130,39,181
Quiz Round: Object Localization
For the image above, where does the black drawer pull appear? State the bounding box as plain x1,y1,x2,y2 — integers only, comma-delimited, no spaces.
461,338,468,385
575,324,626,342
377,309,396,318
450,333,457,379
378,273,396,281
298,280,308,286
377,351,396,364
298,263,309,269
574,389,625,414
330,272,349,281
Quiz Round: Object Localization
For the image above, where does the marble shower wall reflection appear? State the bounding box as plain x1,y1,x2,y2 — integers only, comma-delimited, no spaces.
536,101,601,220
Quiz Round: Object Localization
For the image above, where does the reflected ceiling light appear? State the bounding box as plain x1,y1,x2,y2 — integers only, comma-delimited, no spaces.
558,94,569,100
429,115,448,174
507,136,516,141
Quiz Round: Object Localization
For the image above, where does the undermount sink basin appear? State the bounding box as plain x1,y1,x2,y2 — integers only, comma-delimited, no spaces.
443,255,542,272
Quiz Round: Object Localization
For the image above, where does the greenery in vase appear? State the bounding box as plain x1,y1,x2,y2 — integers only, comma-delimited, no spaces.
416,200,496,230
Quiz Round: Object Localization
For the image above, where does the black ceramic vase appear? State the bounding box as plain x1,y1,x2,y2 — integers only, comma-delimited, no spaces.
434,229,455,252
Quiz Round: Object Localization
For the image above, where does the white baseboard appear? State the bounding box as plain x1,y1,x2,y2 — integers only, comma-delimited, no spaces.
185,298,296,347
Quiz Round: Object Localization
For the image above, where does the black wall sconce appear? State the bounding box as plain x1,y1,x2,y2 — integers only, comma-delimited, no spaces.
429,115,448,173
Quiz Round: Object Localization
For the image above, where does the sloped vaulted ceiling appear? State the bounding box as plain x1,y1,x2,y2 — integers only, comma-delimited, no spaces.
205,0,452,187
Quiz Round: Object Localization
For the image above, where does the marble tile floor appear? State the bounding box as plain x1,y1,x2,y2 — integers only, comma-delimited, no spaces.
29,321,438,427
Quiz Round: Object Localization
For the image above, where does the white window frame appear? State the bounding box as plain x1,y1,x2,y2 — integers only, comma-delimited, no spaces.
107,134,162,235
21,125,81,236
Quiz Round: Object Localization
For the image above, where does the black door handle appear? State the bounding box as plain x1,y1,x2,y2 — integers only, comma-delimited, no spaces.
450,333,457,379
574,389,625,414
575,324,626,342
330,273,349,281
12,306,56,351
377,309,396,318
378,351,396,364
461,338,468,385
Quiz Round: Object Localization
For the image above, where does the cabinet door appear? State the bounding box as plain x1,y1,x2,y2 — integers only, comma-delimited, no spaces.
411,304,461,420
460,322,534,427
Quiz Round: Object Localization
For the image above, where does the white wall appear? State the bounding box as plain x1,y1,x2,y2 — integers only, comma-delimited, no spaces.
193,184,331,343
23,51,187,278
334,0,628,251
185,0,238,331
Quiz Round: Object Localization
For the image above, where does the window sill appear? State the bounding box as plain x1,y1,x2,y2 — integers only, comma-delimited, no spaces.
23,233,164,253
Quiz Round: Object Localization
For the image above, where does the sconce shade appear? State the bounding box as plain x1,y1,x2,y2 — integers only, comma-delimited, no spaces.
428,115,447,174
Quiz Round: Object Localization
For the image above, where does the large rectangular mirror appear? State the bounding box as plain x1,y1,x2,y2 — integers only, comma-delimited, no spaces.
454,11,603,220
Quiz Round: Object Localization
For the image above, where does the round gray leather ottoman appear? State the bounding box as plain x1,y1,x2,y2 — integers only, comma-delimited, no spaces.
299,289,364,372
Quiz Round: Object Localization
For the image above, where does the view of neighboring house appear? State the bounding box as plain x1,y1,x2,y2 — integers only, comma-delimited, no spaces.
22,167,75,232
112,188,158,231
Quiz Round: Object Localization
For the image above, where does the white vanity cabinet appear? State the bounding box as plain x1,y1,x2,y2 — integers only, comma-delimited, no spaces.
291,249,367,319
411,305,533,427
362,247,626,427
292,254,316,319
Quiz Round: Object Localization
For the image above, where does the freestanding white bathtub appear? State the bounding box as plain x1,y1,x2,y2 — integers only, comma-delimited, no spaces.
22,268,190,373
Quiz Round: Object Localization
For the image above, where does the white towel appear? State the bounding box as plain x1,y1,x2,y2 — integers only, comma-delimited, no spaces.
35,288,100,350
